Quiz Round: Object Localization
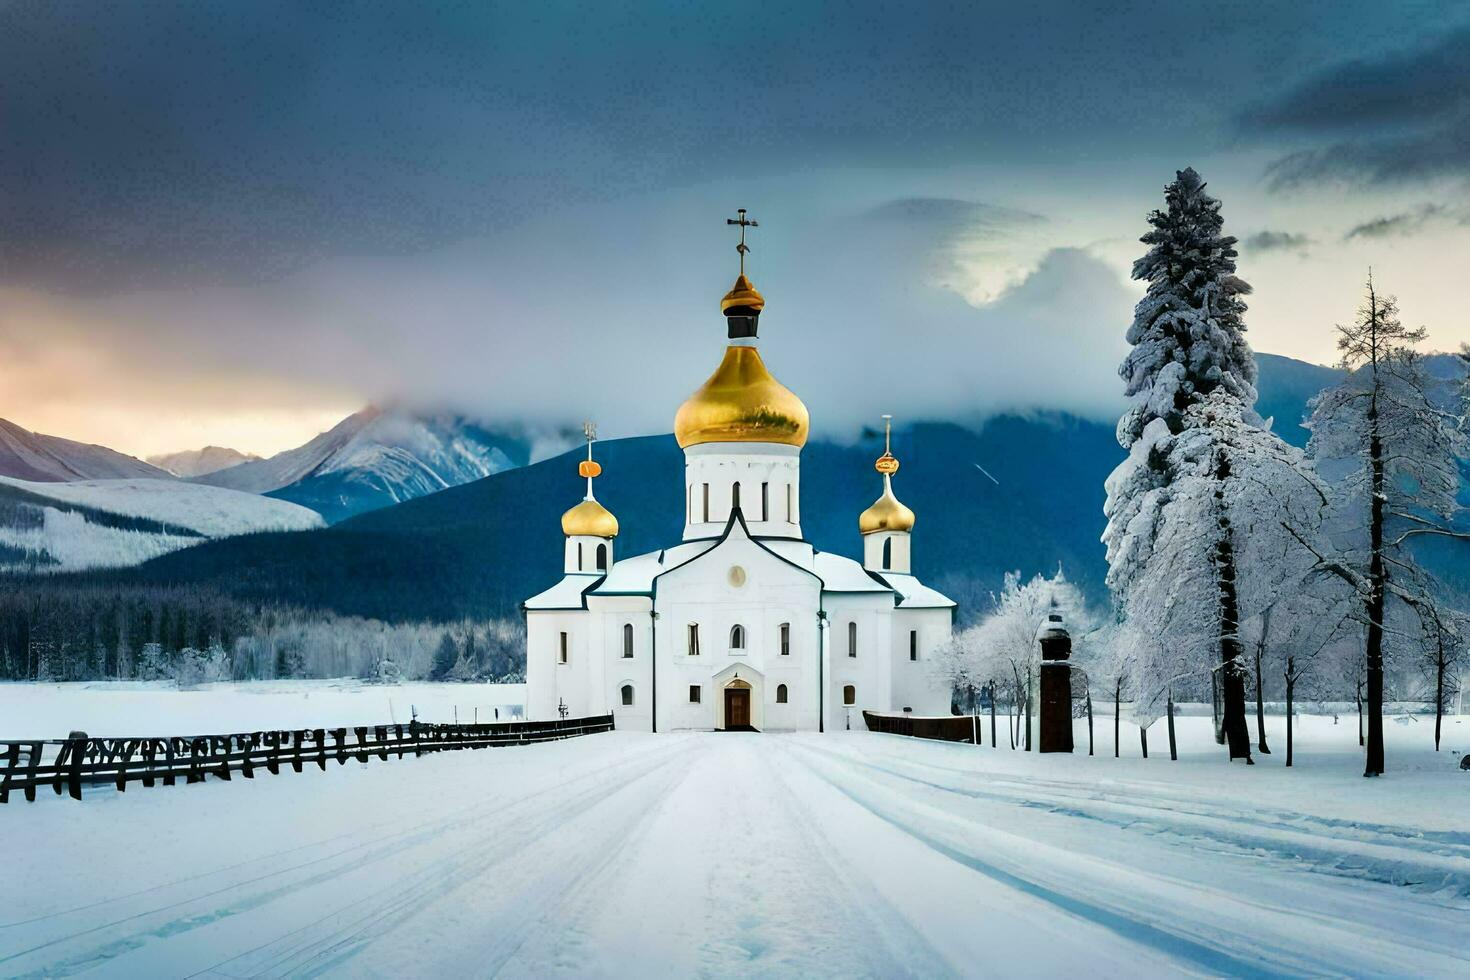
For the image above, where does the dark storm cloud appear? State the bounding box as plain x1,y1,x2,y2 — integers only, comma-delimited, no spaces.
1244,24,1470,186
1342,204,1467,240
0,0,1412,292
1243,230,1312,253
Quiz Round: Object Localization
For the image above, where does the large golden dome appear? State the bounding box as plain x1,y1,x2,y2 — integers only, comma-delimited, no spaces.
859,477,916,534
561,498,619,538
674,344,809,448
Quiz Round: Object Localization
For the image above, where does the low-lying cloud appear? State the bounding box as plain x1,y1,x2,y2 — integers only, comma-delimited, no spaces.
0,187,1135,454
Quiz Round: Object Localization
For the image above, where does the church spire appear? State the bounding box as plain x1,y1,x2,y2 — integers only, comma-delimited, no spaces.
721,208,765,338
561,420,618,539
859,415,916,535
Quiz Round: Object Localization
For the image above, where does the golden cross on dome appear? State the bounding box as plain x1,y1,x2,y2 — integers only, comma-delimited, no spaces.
725,208,758,275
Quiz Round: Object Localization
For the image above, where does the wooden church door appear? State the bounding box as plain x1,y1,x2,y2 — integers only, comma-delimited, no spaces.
725,688,750,728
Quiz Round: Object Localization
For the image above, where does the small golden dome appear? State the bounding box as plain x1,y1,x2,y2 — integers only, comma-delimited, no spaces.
674,345,809,448
720,274,765,314
578,459,602,478
859,476,915,534
561,498,619,538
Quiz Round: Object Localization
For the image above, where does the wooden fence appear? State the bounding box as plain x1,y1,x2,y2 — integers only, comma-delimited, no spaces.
0,715,615,804
863,711,977,743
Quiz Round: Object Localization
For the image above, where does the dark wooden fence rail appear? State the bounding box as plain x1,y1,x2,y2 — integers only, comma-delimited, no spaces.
863,711,977,743
0,714,615,804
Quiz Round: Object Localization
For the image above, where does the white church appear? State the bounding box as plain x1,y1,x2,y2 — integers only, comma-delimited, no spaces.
524,215,956,731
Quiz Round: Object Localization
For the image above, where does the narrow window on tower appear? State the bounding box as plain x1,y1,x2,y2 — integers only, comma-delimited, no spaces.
558,632,568,664
761,482,769,521
848,622,857,658
702,483,710,523
687,623,700,657
731,482,741,515
843,684,856,706
623,623,634,659
621,684,634,706
785,484,793,523
909,629,918,662
730,624,745,649
882,537,892,570
577,542,584,571
776,683,788,704
779,622,790,656
689,685,701,703
597,543,608,571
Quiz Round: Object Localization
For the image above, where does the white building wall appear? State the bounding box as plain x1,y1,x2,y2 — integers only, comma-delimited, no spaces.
654,532,821,731
683,443,802,540
823,595,896,732
890,607,956,715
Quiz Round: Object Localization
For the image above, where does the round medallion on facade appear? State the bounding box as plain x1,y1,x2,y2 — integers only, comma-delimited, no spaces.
727,565,747,588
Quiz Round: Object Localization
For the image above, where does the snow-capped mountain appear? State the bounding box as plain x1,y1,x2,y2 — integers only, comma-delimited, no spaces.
0,418,174,482
147,445,261,478
196,407,555,523
0,476,323,573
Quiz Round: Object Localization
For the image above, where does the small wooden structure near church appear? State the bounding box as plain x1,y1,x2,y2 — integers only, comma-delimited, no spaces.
1037,608,1074,753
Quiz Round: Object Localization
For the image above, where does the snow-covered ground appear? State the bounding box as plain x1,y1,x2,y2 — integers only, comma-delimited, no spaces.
0,681,526,738
1,708,1466,977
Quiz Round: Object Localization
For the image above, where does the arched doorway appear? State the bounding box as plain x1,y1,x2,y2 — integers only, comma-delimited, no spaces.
723,678,754,731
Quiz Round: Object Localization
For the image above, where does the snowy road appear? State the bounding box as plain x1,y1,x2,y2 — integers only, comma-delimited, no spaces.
3,730,1468,977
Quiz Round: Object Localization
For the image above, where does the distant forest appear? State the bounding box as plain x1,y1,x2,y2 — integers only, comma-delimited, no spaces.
0,582,525,684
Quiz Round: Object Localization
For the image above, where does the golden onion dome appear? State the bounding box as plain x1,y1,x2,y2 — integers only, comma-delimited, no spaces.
561,498,619,538
674,344,809,448
720,274,765,314
859,475,916,534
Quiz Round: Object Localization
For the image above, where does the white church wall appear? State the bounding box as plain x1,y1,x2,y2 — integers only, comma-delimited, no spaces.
890,607,955,716
526,609,598,721
587,596,654,732
655,530,821,730
683,443,802,541
822,595,896,732
863,532,911,574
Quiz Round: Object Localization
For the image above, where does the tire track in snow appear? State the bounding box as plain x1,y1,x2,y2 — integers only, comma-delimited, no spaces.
188,737,697,978
811,740,1470,900
2,736,688,978
785,739,1470,978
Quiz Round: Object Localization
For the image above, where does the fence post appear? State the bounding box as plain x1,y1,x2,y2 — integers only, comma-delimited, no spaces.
63,731,88,801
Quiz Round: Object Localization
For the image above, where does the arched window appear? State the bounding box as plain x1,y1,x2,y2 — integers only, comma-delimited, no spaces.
779,622,790,656
843,684,856,706
730,624,745,649
597,543,608,570
848,622,857,658
731,482,741,513
622,623,634,658
882,537,892,569
621,684,634,706
776,683,788,704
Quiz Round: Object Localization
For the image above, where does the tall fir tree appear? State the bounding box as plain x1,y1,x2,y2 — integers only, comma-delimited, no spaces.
1105,168,1265,762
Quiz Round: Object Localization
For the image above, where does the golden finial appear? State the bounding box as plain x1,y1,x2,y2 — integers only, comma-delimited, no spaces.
577,420,602,481
721,208,765,313
875,414,899,475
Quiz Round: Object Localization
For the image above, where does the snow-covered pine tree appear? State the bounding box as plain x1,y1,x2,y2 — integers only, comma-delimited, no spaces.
1106,168,1269,762
1304,276,1466,775
1106,390,1327,763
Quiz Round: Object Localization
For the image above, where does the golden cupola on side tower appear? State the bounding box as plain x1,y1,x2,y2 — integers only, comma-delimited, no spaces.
859,416,916,534
674,209,809,449
561,424,619,537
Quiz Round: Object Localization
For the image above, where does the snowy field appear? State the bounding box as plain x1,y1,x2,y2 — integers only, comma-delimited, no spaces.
1,706,1467,978
0,681,526,738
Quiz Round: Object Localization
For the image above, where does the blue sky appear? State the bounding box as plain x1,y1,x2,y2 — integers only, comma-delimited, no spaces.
2,1,1467,455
